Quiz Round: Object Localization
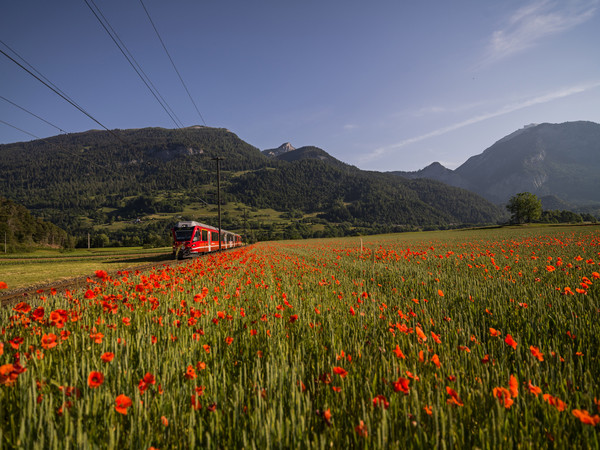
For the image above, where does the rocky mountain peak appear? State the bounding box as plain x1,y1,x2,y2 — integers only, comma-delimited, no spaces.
262,142,296,157
279,142,295,152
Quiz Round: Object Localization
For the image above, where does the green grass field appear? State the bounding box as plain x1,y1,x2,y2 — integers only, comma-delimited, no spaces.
1,225,599,448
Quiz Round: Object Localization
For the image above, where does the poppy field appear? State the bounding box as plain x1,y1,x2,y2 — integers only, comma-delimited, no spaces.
1,225,599,448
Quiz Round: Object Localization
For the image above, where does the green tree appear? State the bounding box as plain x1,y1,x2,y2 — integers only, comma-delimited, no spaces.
506,192,542,224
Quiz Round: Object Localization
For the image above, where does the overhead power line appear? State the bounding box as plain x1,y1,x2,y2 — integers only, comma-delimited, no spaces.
139,0,207,126
0,119,41,140
84,0,184,128
1,95,68,134
0,40,125,144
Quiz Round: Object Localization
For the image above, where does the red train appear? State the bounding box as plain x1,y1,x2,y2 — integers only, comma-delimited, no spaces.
171,221,242,259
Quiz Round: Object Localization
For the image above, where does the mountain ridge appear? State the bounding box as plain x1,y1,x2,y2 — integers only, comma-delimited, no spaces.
391,121,600,209
0,126,504,243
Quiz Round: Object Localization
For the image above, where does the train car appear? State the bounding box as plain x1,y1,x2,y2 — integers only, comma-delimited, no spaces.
171,221,242,259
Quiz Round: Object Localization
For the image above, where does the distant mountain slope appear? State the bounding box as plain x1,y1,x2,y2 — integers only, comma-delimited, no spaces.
0,126,505,242
391,121,600,206
230,159,503,226
391,162,470,189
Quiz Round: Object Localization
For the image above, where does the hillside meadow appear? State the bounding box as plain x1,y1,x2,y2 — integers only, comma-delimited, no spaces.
1,225,599,448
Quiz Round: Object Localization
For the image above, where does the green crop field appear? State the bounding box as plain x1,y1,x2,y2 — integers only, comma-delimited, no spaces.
1,225,599,448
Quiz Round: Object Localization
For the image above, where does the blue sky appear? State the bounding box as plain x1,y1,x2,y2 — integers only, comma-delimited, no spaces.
1,0,599,171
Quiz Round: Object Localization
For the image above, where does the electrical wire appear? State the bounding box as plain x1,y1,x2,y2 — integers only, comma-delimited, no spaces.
0,41,125,144
0,119,41,140
84,0,184,129
86,0,184,128
1,95,68,135
139,0,207,126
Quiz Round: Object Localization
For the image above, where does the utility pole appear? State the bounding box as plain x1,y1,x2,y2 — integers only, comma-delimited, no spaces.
212,156,224,251
243,208,248,243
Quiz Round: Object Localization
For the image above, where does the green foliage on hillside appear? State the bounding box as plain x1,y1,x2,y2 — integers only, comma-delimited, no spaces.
230,159,503,227
0,127,505,245
0,197,73,252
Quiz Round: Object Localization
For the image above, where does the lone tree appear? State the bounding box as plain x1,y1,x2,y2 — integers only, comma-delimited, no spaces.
506,192,542,224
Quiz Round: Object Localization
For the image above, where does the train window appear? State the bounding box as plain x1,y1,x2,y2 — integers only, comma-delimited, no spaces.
193,231,201,242
202,230,208,241
175,228,194,242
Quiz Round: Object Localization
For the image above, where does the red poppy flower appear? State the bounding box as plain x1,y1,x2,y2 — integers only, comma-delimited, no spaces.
41,333,58,350
493,387,513,409
527,380,542,397
392,377,410,394
504,334,517,349
446,386,464,406
95,270,108,279
185,365,196,380
333,367,348,378
509,374,518,398
13,302,31,313
572,409,600,426
9,337,23,350
88,371,104,388
0,281,8,289
372,395,389,409
392,345,406,359
529,346,544,361
543,394,567,411
115,394,132,414
101,352,115,362
355,420,368,437
322,408,332,425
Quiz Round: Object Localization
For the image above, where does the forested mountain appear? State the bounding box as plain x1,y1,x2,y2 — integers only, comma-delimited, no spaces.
232,160,501,226
0,126,268,229
0,196,73,251
0,126,504,245
392,121,600,210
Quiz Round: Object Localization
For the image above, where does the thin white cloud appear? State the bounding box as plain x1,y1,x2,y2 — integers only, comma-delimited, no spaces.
343,123,357,130
411,101,488,118
362,80,600,163
483,0,597,64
